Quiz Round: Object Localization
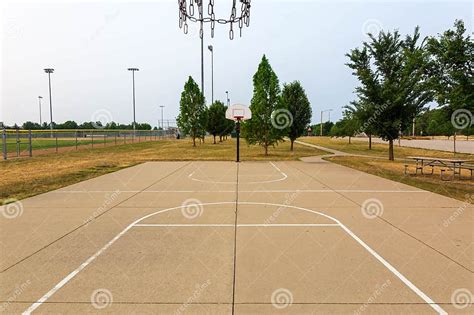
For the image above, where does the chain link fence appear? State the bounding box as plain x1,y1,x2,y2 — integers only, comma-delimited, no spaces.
1,128,177,160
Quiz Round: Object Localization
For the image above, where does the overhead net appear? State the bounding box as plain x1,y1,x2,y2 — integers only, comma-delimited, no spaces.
178,0,252,40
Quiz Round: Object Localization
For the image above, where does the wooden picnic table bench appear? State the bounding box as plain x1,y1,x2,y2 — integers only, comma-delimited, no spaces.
407,156,470,178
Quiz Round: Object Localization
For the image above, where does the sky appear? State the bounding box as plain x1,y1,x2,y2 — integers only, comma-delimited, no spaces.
1,0,472,127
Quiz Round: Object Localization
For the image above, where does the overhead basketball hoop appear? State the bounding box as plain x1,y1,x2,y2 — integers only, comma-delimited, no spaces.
178,0,252,40
225,104,252,121
226,104,251,162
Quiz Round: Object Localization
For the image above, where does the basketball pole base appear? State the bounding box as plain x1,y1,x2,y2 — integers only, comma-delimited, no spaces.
236,120,240,163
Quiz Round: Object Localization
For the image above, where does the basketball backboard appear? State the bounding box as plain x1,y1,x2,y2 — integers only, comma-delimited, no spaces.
226,104,252,121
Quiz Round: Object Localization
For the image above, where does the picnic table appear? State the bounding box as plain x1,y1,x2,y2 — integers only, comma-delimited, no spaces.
407,156,469,177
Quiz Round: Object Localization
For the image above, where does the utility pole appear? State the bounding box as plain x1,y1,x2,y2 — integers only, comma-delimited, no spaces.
38,96,43,125
226,91,230,106
320,109,333,136
127,68,139,133
208,45,214,105
160,105,165,131
44,68,54,137
200,23,204,100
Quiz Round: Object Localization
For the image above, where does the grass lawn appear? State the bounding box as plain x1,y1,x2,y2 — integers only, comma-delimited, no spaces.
298,136,473,159
5,137,129,153
0,138,326,202
298,137,473,202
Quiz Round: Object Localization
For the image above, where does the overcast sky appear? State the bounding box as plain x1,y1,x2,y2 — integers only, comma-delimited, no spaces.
1,0,472,127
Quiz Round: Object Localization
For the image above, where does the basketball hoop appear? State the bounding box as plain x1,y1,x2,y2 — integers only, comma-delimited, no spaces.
178,0,252,40
225,104,251,162
226,104,252,121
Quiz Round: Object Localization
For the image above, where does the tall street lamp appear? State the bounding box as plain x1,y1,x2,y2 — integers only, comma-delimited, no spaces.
200,28,204,100
128,68,139,132
226,90,230,106
38,96,43,125
208,45,214,105
160,105,165,131
320,109,333,136
44,68,54,136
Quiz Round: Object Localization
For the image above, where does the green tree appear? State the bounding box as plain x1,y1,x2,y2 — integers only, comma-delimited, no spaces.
206,100,227,144
346,27,432,160
427,20,473,115
346,100,378,149
222,106,235,141
427,19,473,147
310,122,334,136
242,55,283,155
177,76,207,146
330,112,360,144
22,121,42,130
281,81,312,151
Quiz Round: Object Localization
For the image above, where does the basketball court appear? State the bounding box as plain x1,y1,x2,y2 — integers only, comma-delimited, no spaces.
1,159,472,314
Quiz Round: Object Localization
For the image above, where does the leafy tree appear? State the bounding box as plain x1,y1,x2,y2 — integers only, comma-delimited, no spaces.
242,55,283,155
346,27,433,160
22,121,42,130
346,100,378,149
222,106,235,141
427,19,473,147
136,123,152,130
281,81,312,151
310,122,334,136
330,112,360,144
427,20,473,115
177,76,207,146
56,120,79,129
206,100,227,144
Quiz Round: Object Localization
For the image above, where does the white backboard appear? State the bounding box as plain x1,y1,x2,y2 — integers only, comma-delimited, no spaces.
226,104,252,121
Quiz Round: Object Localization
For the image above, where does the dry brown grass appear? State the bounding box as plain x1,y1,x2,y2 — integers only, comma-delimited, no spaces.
326,156,473,202
299,136,473,159
0,138,326,202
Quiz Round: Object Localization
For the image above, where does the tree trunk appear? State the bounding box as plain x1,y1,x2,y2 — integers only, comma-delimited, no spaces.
349,136,351,144
388,139,394,161
219,135,222,142
453,132,457,154
192,137,196,147
213,135,216,144
264,144,268,156
368,134,372,150
290,139,294,151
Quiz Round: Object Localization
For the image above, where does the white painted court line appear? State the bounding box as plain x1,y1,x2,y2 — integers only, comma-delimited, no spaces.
52,189,429,193
187,161,288,184
133,223,340,227
23,202,446,315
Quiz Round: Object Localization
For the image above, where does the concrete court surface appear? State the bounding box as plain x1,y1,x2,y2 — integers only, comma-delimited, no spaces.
0,160,472,314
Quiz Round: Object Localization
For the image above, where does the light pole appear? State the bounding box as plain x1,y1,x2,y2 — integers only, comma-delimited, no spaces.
320,109,333,136
226,91,230,106
160,105,165,131
44,68,54,137
38,96,43,125
208,45,214,105
201,27,204,99
128,68,139,133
